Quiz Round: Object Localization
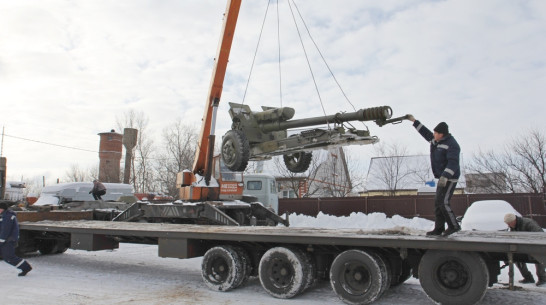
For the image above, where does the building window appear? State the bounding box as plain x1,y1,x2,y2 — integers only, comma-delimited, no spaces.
282,190,296,198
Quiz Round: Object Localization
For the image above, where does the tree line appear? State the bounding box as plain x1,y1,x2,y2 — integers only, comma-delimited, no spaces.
367,129,545,195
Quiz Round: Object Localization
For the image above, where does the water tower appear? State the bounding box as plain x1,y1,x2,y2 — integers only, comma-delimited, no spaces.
98,129,122,183
122,128,138,184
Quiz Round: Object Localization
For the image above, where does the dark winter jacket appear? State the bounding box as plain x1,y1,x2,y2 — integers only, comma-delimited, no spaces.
0,209,20,244
91,181,107,193
511,216,544,232
413,120,461,179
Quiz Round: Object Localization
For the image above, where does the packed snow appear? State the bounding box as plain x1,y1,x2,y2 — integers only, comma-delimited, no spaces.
2,212,545,305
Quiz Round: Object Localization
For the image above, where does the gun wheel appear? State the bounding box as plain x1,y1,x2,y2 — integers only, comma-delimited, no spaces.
283,152,312,173
222,130,250,172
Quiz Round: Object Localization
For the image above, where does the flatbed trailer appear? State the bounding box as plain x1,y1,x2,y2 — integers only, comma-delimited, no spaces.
18,219,546,305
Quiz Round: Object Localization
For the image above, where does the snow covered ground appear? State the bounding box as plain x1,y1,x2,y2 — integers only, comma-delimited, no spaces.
2,212,545,305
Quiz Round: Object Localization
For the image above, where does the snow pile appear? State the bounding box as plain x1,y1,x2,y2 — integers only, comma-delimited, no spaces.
287,212,434,231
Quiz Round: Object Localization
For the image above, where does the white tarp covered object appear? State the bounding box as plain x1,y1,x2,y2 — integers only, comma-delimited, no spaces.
461,200,522,231
33,182,133,205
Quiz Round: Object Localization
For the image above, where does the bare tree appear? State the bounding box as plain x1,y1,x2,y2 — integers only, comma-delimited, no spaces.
22,176,44,197
63,164,99,183
308,148,362,197
116,110,155,193
273,153,323,198
507,129,546,194
467,129,545,194
465,150,517,193
64,164,88,182
154,120,198,197
272,148,363,198
366,143,421,196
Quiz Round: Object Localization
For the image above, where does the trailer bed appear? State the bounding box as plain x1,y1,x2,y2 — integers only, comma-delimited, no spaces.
20,220,546,259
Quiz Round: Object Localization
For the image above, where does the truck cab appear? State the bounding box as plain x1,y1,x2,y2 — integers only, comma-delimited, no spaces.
214,155,279,214
243,173,278,213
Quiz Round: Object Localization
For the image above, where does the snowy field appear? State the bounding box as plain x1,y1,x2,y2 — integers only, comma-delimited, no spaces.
2,212,545,305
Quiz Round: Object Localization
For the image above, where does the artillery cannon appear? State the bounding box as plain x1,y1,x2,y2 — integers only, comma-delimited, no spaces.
221,102,405,173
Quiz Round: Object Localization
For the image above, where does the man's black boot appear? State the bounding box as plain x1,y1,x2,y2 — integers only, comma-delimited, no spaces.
441,227,461,237
426,230,443,236
518,277,535,284
18,262,32,277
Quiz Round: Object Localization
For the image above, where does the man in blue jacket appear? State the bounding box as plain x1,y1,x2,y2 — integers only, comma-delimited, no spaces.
408,116,461,236
0,201,32,276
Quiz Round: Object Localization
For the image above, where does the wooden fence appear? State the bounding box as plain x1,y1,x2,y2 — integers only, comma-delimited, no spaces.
279,193,546,227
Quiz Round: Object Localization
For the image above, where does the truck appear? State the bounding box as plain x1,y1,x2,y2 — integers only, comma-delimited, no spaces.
16,217,546,305
10,1,546,305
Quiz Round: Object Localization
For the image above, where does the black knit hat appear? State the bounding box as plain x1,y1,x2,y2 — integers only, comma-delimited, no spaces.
434,122,449,135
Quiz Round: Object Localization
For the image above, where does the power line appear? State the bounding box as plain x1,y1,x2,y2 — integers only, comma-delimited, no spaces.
3,133,98,153
3,133,189,162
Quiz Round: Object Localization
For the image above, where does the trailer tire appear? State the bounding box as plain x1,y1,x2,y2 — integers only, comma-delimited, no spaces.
221,130,250,172
38,240,59,255
259,247,310,299
370,252,390,297
418,250,489,305
283,152,312,173
330,250,386,305
201,246,245,291
56,245,69,254
232,246,252,285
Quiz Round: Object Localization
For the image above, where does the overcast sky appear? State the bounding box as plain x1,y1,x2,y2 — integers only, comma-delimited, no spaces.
1,0,545,186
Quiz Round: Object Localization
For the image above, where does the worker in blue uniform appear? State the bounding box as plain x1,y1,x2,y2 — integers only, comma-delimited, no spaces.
408,115,461,236
0,200,32,276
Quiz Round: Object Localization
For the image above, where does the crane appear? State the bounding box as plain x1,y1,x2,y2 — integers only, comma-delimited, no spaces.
178,0,242,202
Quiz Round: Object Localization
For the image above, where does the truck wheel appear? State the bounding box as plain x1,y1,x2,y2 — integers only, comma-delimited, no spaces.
201,246,245,291
418,250,489,305
38,240,59,255
329,250,386,305
259,246,311,298
221,130,250,172
283,152,312,173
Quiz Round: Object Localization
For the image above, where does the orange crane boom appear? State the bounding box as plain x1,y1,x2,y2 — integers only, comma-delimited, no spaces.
179,0,242,201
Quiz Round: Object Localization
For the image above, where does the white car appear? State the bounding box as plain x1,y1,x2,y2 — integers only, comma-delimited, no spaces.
461,200,521,231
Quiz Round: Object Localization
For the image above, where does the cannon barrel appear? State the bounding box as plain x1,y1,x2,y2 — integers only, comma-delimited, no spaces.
259,106,392,133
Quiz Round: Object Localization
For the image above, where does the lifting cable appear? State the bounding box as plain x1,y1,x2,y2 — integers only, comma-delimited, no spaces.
287,0,329,128
291,1,358,114
241,0,271,106
276,0,283,107
242,0,363,131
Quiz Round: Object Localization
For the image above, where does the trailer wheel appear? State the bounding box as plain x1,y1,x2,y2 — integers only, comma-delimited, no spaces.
201,246,245,291
232,246,252,285
370,252,390,297
38,240,59,255
259,247,311,299
330,250,386,304
330,250,386,305
56,245,69,254
419,250,489,305
221,130,250,172
283,152,312,173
